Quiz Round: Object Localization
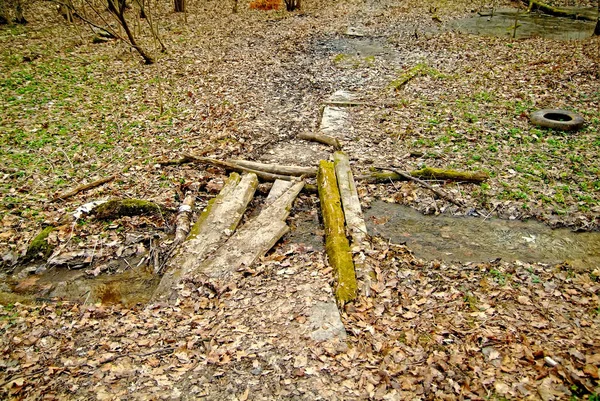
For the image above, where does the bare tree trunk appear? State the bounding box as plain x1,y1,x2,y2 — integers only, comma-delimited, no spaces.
58,0,75,23
595,1,600,35
174,0,185,12
14,0,26,23
0,0,9,25
284,0,300,11
108,0,154,64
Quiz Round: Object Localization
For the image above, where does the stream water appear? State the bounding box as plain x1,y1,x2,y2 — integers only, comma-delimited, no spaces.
365,200,600,270
451,8,597,40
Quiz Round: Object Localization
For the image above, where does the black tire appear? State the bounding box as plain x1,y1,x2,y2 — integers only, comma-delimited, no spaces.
530,109,585,132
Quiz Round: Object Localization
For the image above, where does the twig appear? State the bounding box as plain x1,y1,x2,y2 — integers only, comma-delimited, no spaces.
51,175,116,202
376,166,465,207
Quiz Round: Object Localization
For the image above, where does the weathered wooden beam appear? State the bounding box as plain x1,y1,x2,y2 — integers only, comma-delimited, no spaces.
334,152,375,297
195,180,305,283
152,172,258,302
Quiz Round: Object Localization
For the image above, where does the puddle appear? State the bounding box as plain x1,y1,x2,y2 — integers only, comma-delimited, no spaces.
312,35,394,59
366,200,600,269
1,260,159,306
451,8,596,40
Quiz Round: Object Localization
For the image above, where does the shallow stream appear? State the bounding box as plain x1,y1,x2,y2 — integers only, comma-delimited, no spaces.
451,8,597,40
365,200,600,270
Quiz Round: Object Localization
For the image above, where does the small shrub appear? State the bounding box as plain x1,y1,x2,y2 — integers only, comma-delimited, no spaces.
249,0,281,10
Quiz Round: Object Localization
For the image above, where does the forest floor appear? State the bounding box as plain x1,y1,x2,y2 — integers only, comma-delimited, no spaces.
1,0,599,399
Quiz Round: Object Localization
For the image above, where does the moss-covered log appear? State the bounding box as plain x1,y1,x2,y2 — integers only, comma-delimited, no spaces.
25,226,56,261
524,0,596,21
93,199,166,220
360,167,489,184
318,160,357,304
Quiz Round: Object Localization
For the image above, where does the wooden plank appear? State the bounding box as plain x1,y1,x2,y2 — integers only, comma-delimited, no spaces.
334,151,374,297
333,151,367,248
195,180,304,282
152,172,258,302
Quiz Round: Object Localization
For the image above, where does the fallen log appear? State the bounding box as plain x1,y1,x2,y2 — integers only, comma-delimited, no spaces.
297,132,341,150
333,152,374,297
230,159,316,177
193,180,304,285
378,167,465,207
359,167,489,184
92,198,168,220
318,160,357,305
152,173,258,302
525,0,596,21
51,175,115,202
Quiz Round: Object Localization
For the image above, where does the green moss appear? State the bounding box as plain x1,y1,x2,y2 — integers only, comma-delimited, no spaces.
317,160,357,304
93,199,164,220
187,172,241,240
25,226,55,261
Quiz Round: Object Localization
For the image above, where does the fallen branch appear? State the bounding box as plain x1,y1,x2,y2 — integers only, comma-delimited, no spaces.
51,175,115,202
377,167,465,207
359,167,489,184
230,159,316,177
318,160,357,305
297,132,341,150
183,155,299,182
155,192,197,274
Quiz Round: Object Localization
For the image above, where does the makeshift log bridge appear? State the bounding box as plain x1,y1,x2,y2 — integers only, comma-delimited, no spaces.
152,172,304,302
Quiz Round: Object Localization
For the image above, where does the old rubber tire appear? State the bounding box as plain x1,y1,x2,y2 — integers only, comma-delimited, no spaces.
530,109,585,132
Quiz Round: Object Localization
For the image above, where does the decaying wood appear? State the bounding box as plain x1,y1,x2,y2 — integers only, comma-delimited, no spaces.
152,173,258,302
524,0,596,21
265,180,295,205
333,152,368,248
359,167,489,183
333,151,374,297
323,100,367,107
230,159,316,177
51,175,115,202
318,160,357,304
173,193,196,245
193,180,304,284
183,155,298,182
378,167,465,207
297,132,341,150
154,193,196,274
92,198,168,219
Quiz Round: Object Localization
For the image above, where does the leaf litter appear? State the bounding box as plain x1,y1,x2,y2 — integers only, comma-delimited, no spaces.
0,0,599,398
